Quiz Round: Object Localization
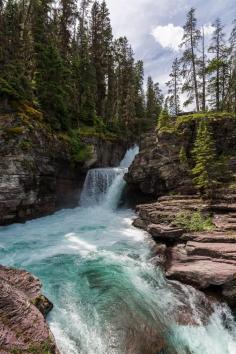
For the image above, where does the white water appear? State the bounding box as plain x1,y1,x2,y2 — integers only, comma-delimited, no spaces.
0,145,236,354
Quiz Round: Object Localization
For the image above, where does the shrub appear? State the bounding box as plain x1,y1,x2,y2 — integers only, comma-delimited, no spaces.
173,211,214,232
68,130,93,163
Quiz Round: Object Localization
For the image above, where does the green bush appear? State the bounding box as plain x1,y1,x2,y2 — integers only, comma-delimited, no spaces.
173,211,214,232
68,130,93,163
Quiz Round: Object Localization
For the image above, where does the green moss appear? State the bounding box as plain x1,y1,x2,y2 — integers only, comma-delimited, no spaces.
79,124,120,141
5,126,24,135
19,139,32,151
173,211,214,232
159,111,236,134
179,145,189,167
176,111,235,128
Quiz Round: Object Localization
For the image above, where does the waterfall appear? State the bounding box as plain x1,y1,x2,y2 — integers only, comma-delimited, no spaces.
80,146,138,209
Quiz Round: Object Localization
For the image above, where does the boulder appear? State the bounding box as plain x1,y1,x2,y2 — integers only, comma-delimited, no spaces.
0,265,60,354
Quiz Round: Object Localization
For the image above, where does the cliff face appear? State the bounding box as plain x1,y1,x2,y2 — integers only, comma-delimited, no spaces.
0,265,59,354
0,112,127,225
125,114,236,198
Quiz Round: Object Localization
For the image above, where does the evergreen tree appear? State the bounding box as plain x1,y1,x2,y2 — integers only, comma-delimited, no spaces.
192,119,217,193
157,99,170,130
166,58,181,116
134,60,145,121
180,8,201,111
90,0,113,118
199,27,207,111
59,0,78,59
146,76,163,125
32,0,72,130
226,19,236,113
207,18,230,111
77,0,96,125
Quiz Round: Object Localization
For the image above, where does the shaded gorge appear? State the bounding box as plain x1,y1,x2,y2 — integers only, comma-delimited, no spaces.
0,147,236,354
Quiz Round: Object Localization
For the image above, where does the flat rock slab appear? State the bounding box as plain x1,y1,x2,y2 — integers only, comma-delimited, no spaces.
166,260,236,288
181,231,236,243
186,242,236,261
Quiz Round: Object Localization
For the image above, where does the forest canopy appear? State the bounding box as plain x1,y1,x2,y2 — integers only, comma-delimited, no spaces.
0,0,163,138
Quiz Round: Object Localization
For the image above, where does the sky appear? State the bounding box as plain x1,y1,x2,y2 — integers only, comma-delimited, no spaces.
105,0,235,92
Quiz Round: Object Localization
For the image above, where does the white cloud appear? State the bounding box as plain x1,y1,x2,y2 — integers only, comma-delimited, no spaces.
151,24,184,51
203,24,215,36
151,23,215,52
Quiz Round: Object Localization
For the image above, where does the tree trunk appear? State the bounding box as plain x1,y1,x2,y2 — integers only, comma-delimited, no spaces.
191,29,200,112
202,27,206,111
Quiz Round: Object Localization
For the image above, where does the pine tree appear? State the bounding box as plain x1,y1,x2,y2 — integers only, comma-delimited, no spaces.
0,0,32,103
166,58,181,116
157,99,170,130
199,27,207,111
32,0,72,130
90,0,113,119
180,8,201,111
226,19,236,113
76,0,96,125
134,60,145,120
146,77,163,126
207,18,230,111
59,0,78,59
192,119,217,193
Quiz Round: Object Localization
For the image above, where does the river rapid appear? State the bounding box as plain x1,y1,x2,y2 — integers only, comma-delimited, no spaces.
0,147,236,354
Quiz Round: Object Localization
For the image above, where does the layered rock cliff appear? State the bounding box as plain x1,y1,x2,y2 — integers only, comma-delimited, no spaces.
125,113,236,198
0,110,127,225
0,265,59,354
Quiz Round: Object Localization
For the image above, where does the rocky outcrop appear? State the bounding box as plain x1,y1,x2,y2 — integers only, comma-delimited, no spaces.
125,114,236,198
0,265,59,354
0,112,127,225
134,194,236,308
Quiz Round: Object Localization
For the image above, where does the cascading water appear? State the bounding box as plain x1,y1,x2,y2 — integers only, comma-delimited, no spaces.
0,145,236,354
80,167,126,208
80,145,139,209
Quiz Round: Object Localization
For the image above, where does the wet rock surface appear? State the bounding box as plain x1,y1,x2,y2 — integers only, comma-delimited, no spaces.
134,195,236,308
0,265,59,354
